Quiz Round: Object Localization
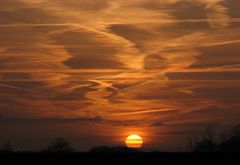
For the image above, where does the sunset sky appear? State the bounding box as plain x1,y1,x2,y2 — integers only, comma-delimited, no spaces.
0,0,240,151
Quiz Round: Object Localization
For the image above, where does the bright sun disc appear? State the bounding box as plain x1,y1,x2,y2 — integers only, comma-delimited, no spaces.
125,134,143,149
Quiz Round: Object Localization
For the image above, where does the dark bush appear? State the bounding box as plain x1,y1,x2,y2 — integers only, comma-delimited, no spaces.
47,138,74,152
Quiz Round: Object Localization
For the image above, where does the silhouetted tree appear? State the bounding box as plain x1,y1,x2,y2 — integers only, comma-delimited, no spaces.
194,127,216,152
1,140,13,153
47,138,74,152
218,124,240,152
90,146,140,153
187,134,198,152
193,139,216,152
189,125,240,152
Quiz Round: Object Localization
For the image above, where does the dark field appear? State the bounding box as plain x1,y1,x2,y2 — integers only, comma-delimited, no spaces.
0,152,239,164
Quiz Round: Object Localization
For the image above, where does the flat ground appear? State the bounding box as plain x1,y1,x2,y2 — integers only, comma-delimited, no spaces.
0,152,239,164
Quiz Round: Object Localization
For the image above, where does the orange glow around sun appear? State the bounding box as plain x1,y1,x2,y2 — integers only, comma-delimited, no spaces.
125,134,143,149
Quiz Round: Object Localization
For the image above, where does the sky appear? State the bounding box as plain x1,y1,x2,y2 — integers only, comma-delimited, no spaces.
0,0,240,151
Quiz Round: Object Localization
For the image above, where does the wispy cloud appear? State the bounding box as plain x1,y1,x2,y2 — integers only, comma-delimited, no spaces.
0,0,240,150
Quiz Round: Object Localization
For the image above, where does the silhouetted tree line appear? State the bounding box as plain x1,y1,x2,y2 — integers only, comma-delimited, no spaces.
0,138,138,153
0,138,75,153
90,146,141,153
188,125,240,152
1,125,240,153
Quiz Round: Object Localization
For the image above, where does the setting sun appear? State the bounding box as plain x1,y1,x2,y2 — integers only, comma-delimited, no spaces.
125,135,143,149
